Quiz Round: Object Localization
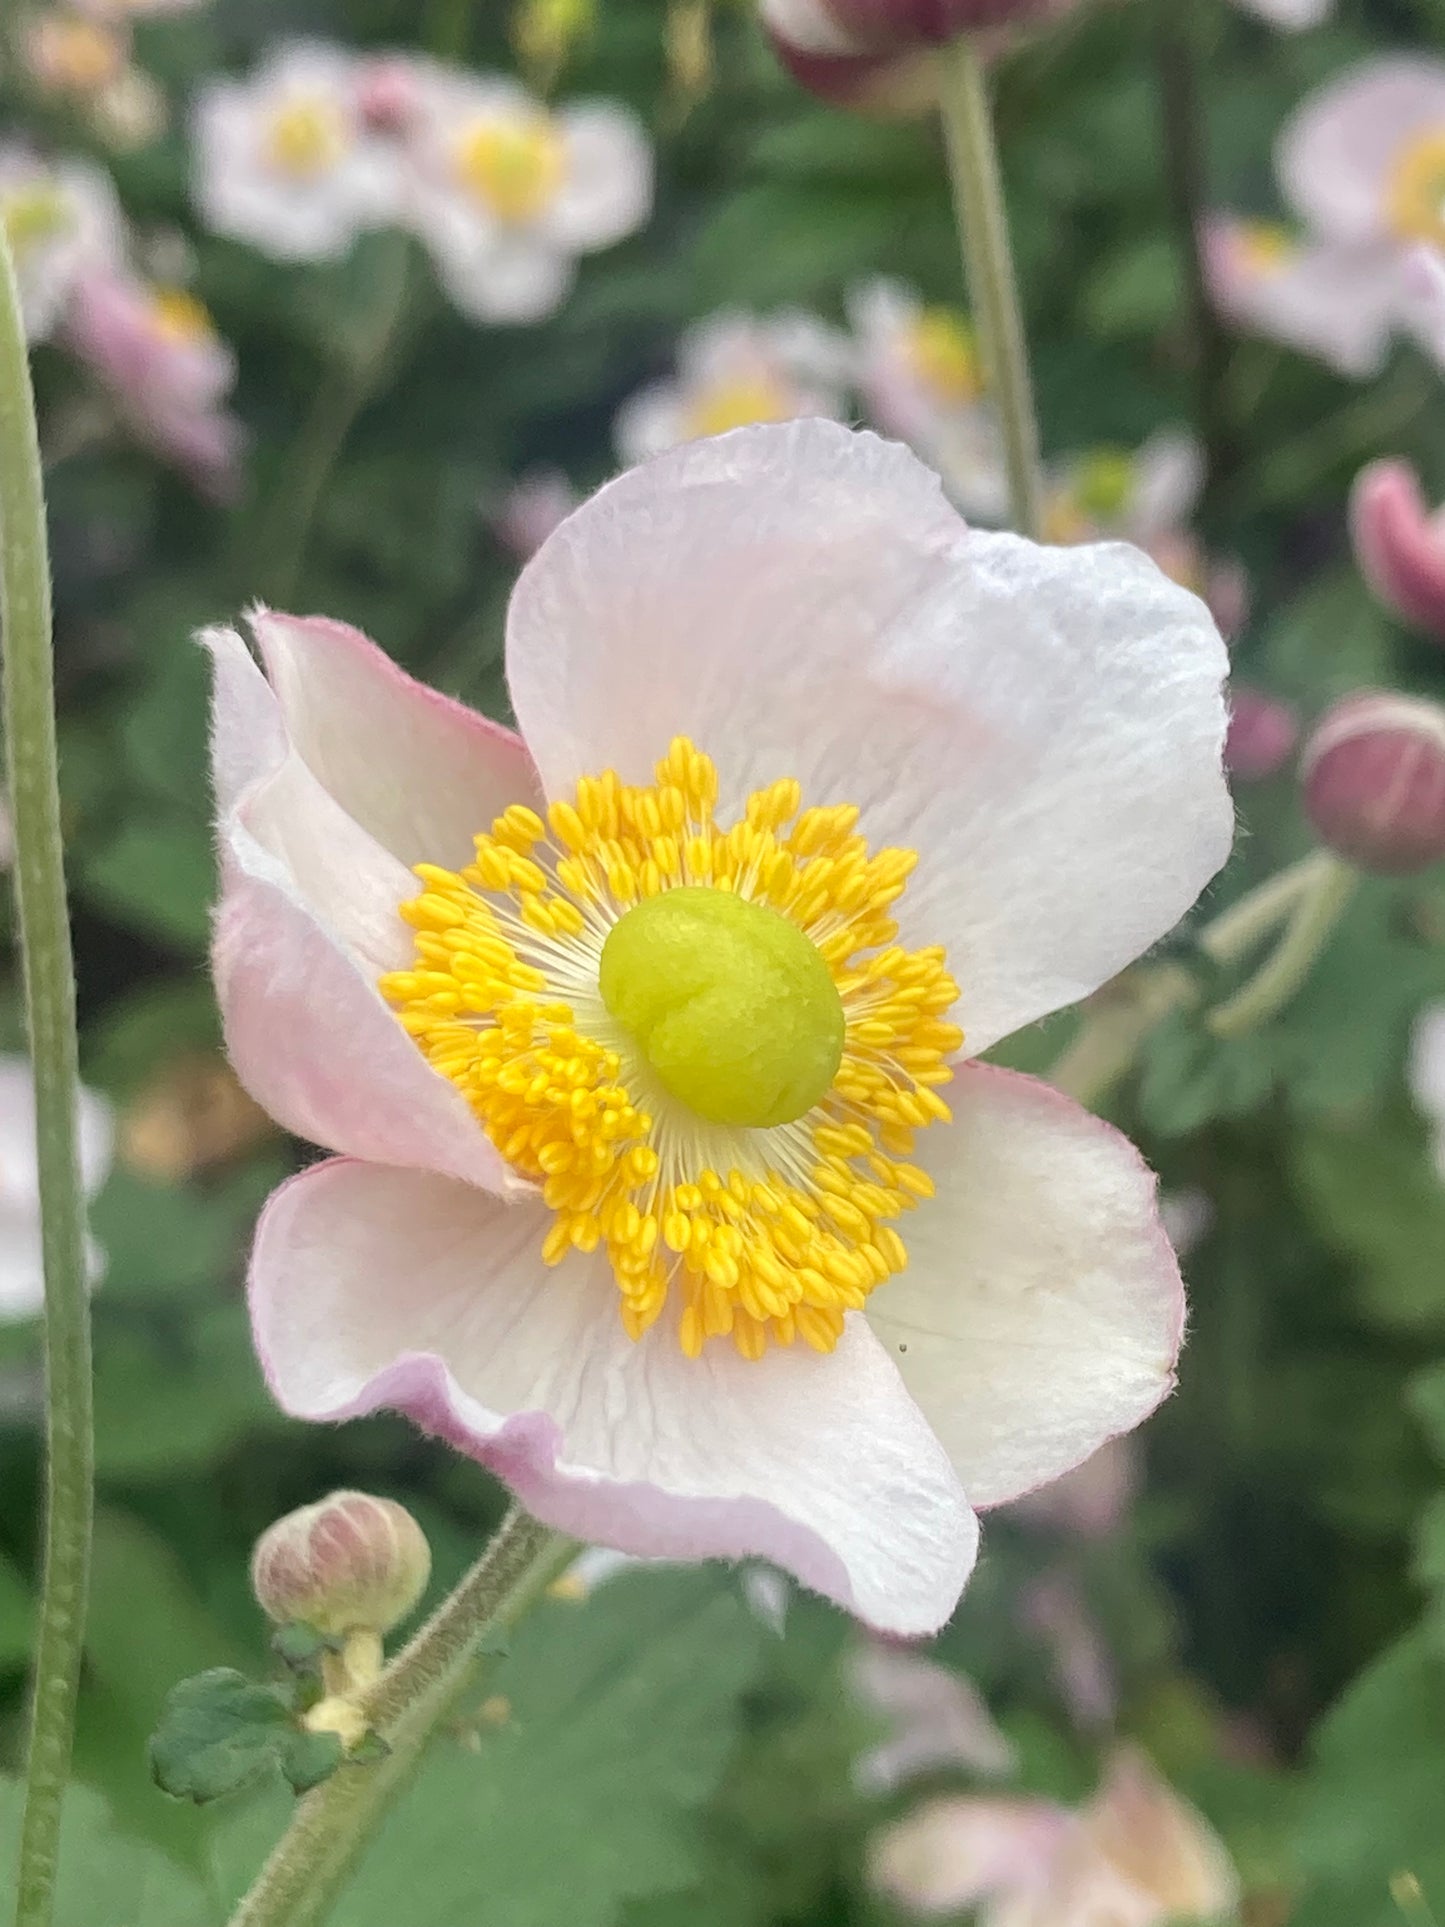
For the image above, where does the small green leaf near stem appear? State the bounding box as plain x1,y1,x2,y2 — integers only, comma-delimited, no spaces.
0,231,94,1927
937,36,1045,540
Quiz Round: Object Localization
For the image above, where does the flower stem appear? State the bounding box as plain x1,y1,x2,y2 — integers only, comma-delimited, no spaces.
1153,0,1232,519
0,235,94,1927
937,35,1044,539
226,1508,577,1927
1207,852,1357,1039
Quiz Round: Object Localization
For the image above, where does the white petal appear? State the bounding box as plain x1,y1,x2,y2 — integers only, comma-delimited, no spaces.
508,420,1232,1053
251,1158,978,1634
549,103,653,253
866,1066,1185,1508
1278,57,1445,245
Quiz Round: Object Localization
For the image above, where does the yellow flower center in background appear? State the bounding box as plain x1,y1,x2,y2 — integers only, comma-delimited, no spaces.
1233,220,1297,275
685,375,792,440
1074,447,1136,525
0,185,72,259
149,286,217,346
1387,131,1445,248
266,98,350,179
380,738,962,1362
455,117,567,223
905,308,980,404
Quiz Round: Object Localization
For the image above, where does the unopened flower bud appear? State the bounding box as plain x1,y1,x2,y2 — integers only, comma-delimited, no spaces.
251,1490,431,1637
760,0,941,115
1302,692,1445,875
764,0,1075,51
1350,459,1445,643
1225,687,1298,783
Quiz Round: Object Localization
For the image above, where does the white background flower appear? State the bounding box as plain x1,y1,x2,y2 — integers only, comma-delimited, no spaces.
0,147,124,341
0,1058,114,1321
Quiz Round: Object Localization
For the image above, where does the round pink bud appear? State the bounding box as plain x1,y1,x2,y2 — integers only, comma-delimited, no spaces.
1302,692,1445,876
355,57,423,136
1225,687,1299,783
251,1490,431,1637
763,22,940,113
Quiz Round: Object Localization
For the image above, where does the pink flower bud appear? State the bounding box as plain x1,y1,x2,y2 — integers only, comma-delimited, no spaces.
1350,460,1445,643
251,1490,431,1637
760,1,941,115
1302,691,1445,876
1225,686,1299,782
356,56,423,136
765,0,1074,49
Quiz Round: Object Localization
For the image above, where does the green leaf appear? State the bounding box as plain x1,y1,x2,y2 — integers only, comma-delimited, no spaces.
278,1727,346,1795
1291,1120,1445,1334
325,1566,768,1927
0,1780,214,1927
1293,1628,1445,1927
79,816,215,952
149,1669,297,1804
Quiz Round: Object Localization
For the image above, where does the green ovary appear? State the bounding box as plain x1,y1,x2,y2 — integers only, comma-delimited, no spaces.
598,886,846,1131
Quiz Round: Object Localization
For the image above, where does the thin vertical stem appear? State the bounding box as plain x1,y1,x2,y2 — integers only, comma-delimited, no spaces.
0,236,94,1927
1154,0,1231,518
937,36,1045,540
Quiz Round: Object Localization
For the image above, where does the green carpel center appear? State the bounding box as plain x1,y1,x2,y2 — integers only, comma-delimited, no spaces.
599,886,846,1130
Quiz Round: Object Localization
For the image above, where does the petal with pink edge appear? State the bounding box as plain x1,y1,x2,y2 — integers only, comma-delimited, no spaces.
507,419,1231,1055
1278,57,1445,244
250,609,540,873
866,1065,1185,1509
207,629,515,1191
1204,222,1403,377
1350,459,1445,640
249,1157,978,1635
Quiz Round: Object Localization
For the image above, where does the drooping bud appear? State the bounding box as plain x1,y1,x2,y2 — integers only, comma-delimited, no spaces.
764,0,1076,51
1301,692,1445,875
251,1491,431,1637
760,0,941,115
1350,459,1445,643
1225,687,1299,783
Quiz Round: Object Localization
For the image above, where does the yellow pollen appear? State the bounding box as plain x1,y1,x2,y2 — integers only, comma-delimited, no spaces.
1073,447,1135,526
0,185,71,259
454,116,567,223
905,308,980,404
1387,132,1445,250
266,98,350,178
149,286,216,346
379,739,963,1362
684,374,793,440
1234,219,1297,275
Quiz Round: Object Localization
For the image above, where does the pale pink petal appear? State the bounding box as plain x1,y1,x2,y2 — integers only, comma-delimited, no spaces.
1350,459,1445,641
250,1157,978,1634
508,420,1231,1055
207,628,515,1190
1205,219,1402,376
1081,1746,1240,1919
1398,244,1445,365
1409,1003,1445,1122
250,609,540,872
868,1796,1070,1917
548,103,653,253
850,1640,1016,1791
1278,57,1445,245
1010,1437,1139,1539
867,1066,1185,1508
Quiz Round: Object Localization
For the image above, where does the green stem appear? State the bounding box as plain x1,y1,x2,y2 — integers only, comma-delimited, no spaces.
1153,0,1232,520
937,36,1044,540
0,236,94,1927
227,1509,577,1927
260,237,414,607
1207,853,1357,1039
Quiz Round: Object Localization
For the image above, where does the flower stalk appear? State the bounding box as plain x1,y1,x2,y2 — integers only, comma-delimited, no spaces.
0,233,94,1927
1207,852,1357,1039
226,1507,577,1927
937,34,1044,538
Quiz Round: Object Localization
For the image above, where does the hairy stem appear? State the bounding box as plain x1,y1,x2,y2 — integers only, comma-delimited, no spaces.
0,233,94,1927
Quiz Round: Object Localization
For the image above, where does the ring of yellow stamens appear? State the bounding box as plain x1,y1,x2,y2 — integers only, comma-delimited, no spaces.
379,739,962,1362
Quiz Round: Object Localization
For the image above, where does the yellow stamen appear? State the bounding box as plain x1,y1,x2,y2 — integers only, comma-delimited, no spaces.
905,308,980,404
380,739,963,1361
1387,132,1445,250
684,374,793,440
0,185,72,260
1233,219,1297,275
149,286,216,347
266,98,350,179
454,116,566,223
